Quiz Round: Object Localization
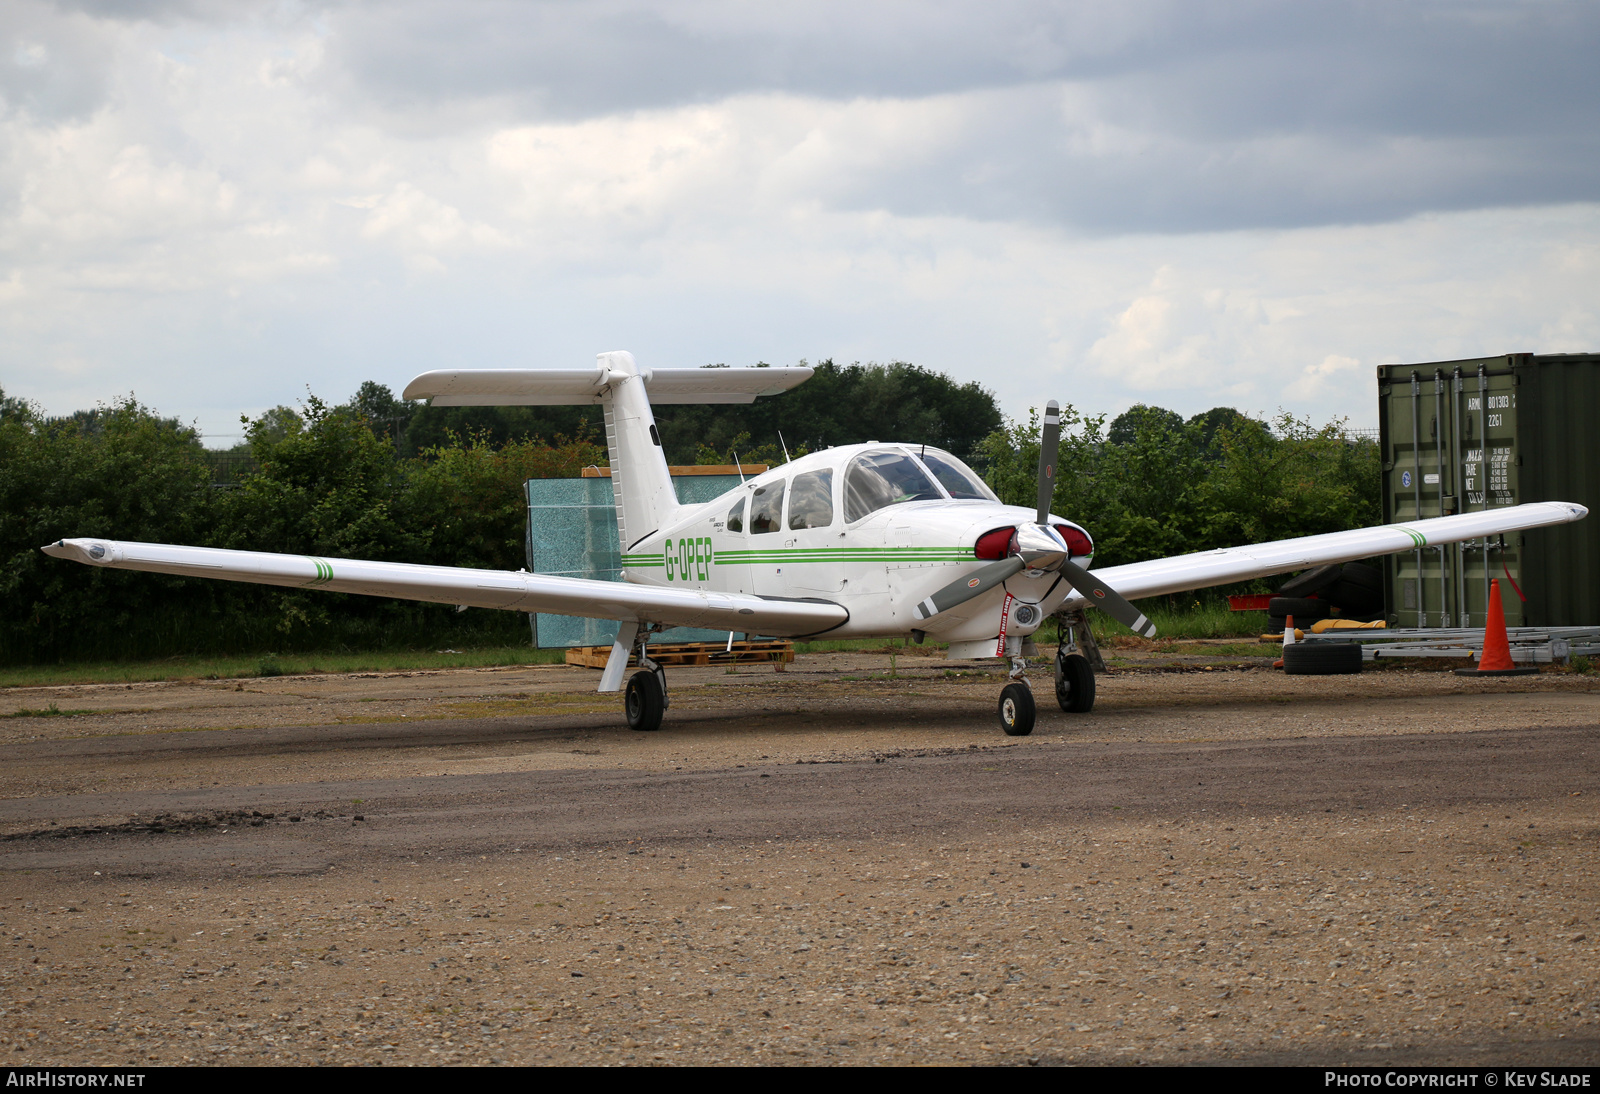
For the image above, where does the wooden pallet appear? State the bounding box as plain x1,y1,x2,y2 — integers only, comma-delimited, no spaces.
564,640,794,669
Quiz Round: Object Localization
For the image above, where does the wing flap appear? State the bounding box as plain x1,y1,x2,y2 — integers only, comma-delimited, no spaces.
1071,501,1587,607
41,539,847,637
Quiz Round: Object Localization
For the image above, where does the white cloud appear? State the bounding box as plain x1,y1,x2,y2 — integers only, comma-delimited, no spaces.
0,1,1595,444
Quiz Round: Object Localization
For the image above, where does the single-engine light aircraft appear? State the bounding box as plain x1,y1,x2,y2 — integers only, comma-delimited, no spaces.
44,352,1588,735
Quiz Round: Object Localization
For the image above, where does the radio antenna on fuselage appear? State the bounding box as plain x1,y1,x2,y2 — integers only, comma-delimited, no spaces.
734,452,746,484
778,431,791,464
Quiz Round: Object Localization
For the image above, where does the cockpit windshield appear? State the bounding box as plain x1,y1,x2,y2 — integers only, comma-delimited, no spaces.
917,447,998,502
843,449,946,523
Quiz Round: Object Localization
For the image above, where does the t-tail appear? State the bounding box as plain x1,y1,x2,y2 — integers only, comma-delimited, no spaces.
402,352,812,551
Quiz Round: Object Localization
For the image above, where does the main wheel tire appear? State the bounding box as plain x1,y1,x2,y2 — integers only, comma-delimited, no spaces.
1268,596,1333,621
1340,561,1383,592
1329,579,1383,615
1055,653,1096,713
625,670,666,731
1282,641,1363,676
998,682,1036,736
1277,563,1343,599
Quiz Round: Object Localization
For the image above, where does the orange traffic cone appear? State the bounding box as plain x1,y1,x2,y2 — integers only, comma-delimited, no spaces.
1455,578,1538,677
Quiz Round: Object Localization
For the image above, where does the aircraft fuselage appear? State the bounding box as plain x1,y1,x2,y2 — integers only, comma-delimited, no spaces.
621,443,1086,643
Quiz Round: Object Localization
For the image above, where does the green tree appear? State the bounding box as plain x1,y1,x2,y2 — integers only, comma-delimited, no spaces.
654,359,1003,463
402,431,607,572
1197,414,1381,546
980,405,1379,570
341,381,420,449
0,396,217,661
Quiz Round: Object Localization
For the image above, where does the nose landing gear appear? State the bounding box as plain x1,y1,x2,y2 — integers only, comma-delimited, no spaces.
997,654,1036,736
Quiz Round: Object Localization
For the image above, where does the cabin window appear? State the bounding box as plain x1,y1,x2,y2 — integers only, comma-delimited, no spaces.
726,498,745,533
843,449,945,523
918,448,998,502
749,480,785,534
787,470,834,530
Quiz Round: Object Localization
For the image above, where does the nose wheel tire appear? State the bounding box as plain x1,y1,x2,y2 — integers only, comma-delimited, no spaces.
625,670,666,731
1055,652,1096,713
998,682,1036,736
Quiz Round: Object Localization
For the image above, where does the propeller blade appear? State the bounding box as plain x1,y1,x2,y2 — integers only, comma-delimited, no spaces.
913,557,1025,621
1061,558,1157,637
1036,400,1060,526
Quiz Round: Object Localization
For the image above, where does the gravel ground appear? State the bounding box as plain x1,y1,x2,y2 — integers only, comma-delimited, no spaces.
1,646,1597,1066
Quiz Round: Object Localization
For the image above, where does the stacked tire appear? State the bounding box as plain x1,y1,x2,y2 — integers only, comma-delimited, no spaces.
1267,561,1381,677
1266,561,1384,634
1281,641,1363,676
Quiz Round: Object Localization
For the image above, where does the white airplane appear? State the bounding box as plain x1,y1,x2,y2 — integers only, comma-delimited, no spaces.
43,351,1588,736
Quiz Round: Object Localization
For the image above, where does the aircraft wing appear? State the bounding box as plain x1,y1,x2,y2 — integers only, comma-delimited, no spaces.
39,539,848,637
404,366,814,406
1068,501,1587,608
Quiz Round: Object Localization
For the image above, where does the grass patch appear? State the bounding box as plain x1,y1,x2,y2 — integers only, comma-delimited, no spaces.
1117,599,1267,639
0,645,568,689
1,703,95,718
1207,642,1282,657
1,599,1274,689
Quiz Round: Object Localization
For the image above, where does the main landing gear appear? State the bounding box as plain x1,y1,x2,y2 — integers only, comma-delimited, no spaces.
1055,647,1095,713
626,668,666,731
1054,609,1098,715
623,626,669,732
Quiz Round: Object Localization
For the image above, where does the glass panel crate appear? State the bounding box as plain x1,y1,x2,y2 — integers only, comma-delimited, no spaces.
525,472,747,648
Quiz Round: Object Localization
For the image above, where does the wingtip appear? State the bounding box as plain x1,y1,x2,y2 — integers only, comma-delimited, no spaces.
40,539,112,564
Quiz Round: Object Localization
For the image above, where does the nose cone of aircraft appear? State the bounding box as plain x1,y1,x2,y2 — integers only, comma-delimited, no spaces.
1013,523,1068,572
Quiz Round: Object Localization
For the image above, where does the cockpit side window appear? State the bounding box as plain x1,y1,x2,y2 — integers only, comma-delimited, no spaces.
726,497,745,533
843,450,945,523
749,480,785,534
787,470,834,530
918,448,999,502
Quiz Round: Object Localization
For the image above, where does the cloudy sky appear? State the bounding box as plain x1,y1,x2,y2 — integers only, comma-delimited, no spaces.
3,0,1597,443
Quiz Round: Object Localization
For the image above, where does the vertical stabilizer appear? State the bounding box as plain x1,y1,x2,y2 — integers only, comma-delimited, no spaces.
598,351,680,548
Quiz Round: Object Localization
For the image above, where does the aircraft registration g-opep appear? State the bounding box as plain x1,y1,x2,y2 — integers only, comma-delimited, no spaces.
44,351,1588,736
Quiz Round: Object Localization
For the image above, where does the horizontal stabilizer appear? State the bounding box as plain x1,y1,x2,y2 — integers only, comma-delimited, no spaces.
403,366,813,406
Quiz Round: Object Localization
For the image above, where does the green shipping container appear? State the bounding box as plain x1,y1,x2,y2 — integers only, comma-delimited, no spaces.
1376,353,1600,628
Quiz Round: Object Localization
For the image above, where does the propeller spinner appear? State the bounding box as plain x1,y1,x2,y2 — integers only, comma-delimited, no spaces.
913,400,1157,638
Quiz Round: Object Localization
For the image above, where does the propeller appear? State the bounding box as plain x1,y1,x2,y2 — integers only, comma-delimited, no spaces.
913,399,1157,637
